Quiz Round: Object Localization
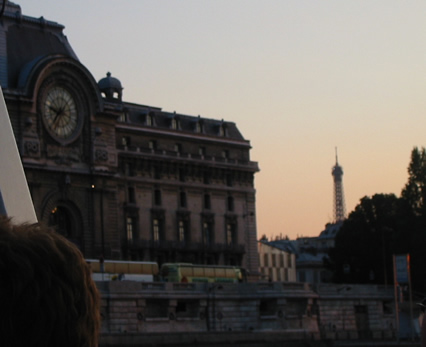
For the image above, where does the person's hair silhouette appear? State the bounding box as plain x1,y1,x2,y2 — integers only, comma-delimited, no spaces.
0,217,100,347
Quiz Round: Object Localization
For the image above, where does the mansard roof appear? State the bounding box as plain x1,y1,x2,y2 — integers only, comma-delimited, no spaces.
123,103,246,141
1,2,78,89
260,240,297,254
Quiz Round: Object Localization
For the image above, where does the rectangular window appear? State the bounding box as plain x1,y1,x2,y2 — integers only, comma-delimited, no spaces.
264,253,269,267
203,221,212,246
176,300,199,319
149,140,157,150
226,173,233,187
204,194,211,209
122,136,130,146
127,217,134,243
178,220,186,242
226,223,236,245
227,196,234,212
153,218,160,242
199,147,205,156
174,143,182,153
124,162,134,176
203,171,210,185
279,254,284,267
179,168,185,182
180,192,187,208
287,254,292,268
154,189,162,206
145,299,168,318
272,254,276,267
128,187,135,203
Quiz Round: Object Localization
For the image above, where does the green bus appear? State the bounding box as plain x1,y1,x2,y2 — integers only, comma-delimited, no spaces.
160,263,246,283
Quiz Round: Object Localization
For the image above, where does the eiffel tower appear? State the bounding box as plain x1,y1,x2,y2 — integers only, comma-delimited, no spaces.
332,148,346,222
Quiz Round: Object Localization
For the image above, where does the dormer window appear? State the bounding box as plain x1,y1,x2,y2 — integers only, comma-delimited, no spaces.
195,117,204,133
219,121,227,137
146,114,153,126
118,112,126,122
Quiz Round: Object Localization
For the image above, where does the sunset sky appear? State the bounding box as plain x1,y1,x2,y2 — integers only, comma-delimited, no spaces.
17,1,426,240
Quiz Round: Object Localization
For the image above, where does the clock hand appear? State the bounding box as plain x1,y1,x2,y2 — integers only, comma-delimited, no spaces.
52,108,64,128
49,105,58,115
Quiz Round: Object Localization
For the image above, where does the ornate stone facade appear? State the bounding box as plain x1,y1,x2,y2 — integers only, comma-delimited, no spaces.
2,3,260,275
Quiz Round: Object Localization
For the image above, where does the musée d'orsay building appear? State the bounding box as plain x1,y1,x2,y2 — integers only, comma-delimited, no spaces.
1,3,260,275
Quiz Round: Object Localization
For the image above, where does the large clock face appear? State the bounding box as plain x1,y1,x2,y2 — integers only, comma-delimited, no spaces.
43,86,79,142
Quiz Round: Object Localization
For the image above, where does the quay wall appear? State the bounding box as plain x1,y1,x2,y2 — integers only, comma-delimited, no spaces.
97,281,396,345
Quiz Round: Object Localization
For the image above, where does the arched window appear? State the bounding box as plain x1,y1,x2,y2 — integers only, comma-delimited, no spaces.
49,204,82,249
50,206,73,237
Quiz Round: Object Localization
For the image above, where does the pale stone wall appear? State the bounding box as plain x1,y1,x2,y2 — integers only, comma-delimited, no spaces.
258,241,296,282
314,284,396,340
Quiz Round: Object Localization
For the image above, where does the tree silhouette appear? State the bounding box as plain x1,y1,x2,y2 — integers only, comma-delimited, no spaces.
329,147,426,292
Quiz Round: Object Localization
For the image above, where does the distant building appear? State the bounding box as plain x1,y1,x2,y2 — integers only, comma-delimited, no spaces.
258,240,296,282
2,3,260,276
294,222,341,283
296,222,342,253
295,252,330,283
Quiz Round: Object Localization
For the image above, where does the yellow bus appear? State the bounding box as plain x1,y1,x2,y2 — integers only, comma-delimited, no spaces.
86,259,159,282
160,263,245,283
